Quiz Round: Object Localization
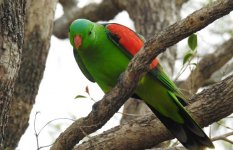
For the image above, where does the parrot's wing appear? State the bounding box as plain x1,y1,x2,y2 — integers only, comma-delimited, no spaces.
73,49,95,82
105,23,187,104
104,23,144,57
105,23,214,149
150,65,188,105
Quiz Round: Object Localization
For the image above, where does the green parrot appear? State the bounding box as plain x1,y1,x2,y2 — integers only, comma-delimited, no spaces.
69,19,214,150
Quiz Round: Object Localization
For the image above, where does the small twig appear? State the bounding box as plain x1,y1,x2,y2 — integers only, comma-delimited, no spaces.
174,59,194,82
212,131,233,144
85,87,97,103
34,112,40,150
35,115,75,150
221,138,233,144
37,143,54,150
38,118,75,135
78,126,94,143
225,116,233,119
174,61,190,81
209,124,212,138
216,121,233,131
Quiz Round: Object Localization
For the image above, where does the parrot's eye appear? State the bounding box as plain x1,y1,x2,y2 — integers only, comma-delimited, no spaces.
88,31,92,36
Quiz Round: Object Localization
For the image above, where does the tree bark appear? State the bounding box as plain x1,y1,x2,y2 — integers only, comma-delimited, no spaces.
3,0,57,149
0,0,26,148
75,75,233,150
51,1,233,149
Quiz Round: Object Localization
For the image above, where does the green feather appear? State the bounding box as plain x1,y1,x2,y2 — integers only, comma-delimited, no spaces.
73,48,95,82
150,65,188,105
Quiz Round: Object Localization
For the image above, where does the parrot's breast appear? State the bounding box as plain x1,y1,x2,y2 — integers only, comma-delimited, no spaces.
79,31,130,92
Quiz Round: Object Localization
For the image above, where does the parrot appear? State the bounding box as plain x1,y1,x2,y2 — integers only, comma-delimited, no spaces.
69,19,214,150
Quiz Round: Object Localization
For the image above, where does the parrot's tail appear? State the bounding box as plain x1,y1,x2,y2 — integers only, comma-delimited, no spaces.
147,103,215,150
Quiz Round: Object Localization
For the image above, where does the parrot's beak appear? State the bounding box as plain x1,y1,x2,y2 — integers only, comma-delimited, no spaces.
74,35,82,49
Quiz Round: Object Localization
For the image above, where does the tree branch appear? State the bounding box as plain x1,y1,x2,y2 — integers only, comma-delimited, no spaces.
212,131,233,144
206,60,233,85
75,75,233,150
156,147,187,150
51,1,233,150
59,0,77,9
180,37,233,97
53,0,122,39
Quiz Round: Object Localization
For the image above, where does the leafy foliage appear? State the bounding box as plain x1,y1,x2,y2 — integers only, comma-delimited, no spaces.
74,95,87,99
183,50,194,65
183,34,198,65
188,34,197,51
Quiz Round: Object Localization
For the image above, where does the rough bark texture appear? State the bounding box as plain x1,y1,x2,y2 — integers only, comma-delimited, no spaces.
0,0,26,148
75,75,233,150
180,37,233,97
51,1,233,149
3,0,57,149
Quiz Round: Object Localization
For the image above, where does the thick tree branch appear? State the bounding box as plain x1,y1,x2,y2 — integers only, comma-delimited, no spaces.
180,37,233,97
53,0,122,39
75,75,233,150
51,1,233,150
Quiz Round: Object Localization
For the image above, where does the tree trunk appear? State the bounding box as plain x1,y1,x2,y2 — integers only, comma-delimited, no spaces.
3,0,57,149
0,0,26,148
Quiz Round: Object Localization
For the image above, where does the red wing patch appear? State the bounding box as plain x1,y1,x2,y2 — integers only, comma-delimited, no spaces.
150,59,159,70
106,23,158,69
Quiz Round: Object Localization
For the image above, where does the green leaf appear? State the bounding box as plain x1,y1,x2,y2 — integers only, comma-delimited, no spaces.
74,95,87,99
183,51,194,65
188,34,197,50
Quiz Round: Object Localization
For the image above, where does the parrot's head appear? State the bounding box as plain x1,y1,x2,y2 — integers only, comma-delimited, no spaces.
69,19,96,50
